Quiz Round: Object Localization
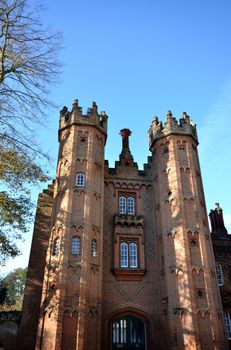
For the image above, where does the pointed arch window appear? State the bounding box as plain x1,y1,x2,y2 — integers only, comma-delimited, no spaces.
72,236,81,256
52,237,60,256
91,239,97,257
76,172,85,187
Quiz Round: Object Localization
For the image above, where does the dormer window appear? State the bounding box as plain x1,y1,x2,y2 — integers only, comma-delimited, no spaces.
76,172,85,187
119,194,135,215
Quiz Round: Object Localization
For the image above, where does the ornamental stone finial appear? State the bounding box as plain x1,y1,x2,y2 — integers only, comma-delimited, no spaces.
182,112,187,118
92,101,98,113
166,110,172,119
72,99,78,110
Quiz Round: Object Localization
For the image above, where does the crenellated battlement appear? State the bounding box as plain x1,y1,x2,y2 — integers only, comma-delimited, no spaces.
148,110,198,150
59,99,108,138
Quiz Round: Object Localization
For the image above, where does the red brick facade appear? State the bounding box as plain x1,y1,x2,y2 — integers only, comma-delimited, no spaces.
19,102,228,349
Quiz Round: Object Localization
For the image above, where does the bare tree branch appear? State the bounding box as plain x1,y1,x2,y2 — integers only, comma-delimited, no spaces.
0,0,62,264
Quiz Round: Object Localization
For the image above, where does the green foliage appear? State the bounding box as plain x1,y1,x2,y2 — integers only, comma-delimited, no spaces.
0,149,48,187
0,268,27,310
0,148,49,265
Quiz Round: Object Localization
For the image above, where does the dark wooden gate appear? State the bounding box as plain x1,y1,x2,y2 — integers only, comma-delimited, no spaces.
112,315,146,350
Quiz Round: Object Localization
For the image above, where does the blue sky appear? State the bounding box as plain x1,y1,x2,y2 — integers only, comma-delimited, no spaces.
2,0,231,273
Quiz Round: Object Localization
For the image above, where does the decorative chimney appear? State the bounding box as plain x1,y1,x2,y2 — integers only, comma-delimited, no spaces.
119,128,132,150
209,203,228,237
118,128,134,166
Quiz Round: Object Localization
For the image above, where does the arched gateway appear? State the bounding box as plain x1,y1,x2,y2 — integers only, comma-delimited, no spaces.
112,315,146,350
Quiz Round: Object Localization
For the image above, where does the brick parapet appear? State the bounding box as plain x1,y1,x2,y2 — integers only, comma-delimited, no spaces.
148,111,198,150
58,100,108,142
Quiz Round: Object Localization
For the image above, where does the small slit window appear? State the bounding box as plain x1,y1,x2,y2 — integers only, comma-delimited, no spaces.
52,238,60,256
91,239,97,257
72,236,81,256
76,172,85,187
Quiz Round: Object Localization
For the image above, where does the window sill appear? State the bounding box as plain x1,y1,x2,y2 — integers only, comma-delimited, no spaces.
113,268,146,281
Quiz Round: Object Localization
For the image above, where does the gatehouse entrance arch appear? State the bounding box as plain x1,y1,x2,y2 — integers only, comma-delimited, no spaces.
112,315,146,350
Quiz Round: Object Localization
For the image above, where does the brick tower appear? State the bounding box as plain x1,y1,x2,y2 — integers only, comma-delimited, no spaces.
148,111,227,349
33,100,108,349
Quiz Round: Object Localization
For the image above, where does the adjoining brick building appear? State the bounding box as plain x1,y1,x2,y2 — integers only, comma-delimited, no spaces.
210,205,231,348
19,100,230,349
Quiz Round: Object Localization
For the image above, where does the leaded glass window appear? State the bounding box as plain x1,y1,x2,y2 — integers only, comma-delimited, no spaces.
215,264,224,286
72,236,81,256
119,195,135,214
224,313,231,339
127,197,135,214
120,242,128,267
129,243,137,268
119,196,126,214
91,239,97,257
120,242,138,268
76,172,85,187
52,238,60,256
